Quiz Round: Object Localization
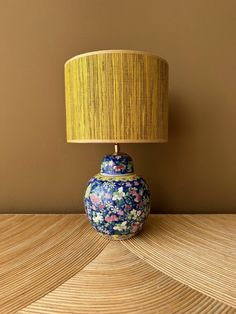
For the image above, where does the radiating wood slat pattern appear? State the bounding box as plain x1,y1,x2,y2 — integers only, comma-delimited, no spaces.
0,214,235,313
65,50,168,143
122,215,236,308
0,215,108,314
19,242,235,314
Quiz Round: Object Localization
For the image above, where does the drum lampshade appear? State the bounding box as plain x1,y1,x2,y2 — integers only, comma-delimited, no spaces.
65,50,168,143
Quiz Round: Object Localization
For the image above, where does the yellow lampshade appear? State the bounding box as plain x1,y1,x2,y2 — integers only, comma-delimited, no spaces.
65,50,168,143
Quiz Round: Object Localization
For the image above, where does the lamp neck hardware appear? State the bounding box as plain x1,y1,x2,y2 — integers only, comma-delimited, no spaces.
114,143,120,155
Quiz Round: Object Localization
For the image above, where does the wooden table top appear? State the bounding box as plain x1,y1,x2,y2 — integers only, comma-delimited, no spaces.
0,214,235,313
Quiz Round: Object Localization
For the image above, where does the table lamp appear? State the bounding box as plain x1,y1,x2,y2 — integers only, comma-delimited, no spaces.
65,50,168,240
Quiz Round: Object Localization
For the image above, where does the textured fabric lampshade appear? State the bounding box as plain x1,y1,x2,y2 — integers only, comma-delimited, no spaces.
65,50,168,143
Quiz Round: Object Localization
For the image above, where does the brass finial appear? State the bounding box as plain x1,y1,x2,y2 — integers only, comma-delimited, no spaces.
114,143,120,155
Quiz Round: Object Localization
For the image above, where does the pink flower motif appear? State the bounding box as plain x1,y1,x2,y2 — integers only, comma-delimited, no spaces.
134,181,139,186
137,201,144,208
99,204,104,210
130,189,137,195
113,165,125,171
131,222,141,233
134,194,142,202
125,204,132,210
105,193,112,199
90,194,101,204
105,215,119,222
126,182,132,187
117,210,124,215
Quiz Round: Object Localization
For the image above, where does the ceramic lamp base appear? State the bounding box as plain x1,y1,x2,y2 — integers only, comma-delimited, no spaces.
84,150,151,240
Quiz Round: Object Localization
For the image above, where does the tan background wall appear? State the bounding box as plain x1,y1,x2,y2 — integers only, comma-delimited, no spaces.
0,0,235,214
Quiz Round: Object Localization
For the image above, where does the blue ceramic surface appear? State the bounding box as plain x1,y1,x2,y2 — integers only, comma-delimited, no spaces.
84,153,151,240
100,153,134,175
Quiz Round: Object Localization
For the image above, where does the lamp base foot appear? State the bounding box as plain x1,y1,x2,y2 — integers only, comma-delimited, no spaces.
100,230,141,241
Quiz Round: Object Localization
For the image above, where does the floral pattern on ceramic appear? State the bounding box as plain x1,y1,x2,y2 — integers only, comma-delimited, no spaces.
101,154,134,175
84,153,151,240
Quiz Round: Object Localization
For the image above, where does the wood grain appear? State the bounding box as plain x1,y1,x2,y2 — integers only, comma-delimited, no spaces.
123,215,236,308
0,215,108,314
65,50,168,143
19,242,234,314
0,214,235,313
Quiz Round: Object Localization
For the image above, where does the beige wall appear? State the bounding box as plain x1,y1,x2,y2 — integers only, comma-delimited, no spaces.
0,0,235,213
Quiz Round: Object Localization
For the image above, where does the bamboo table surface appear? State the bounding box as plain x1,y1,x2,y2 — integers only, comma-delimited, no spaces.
0,214,235,314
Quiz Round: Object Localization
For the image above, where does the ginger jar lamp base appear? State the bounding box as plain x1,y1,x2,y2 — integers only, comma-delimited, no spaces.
84,144,151,240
